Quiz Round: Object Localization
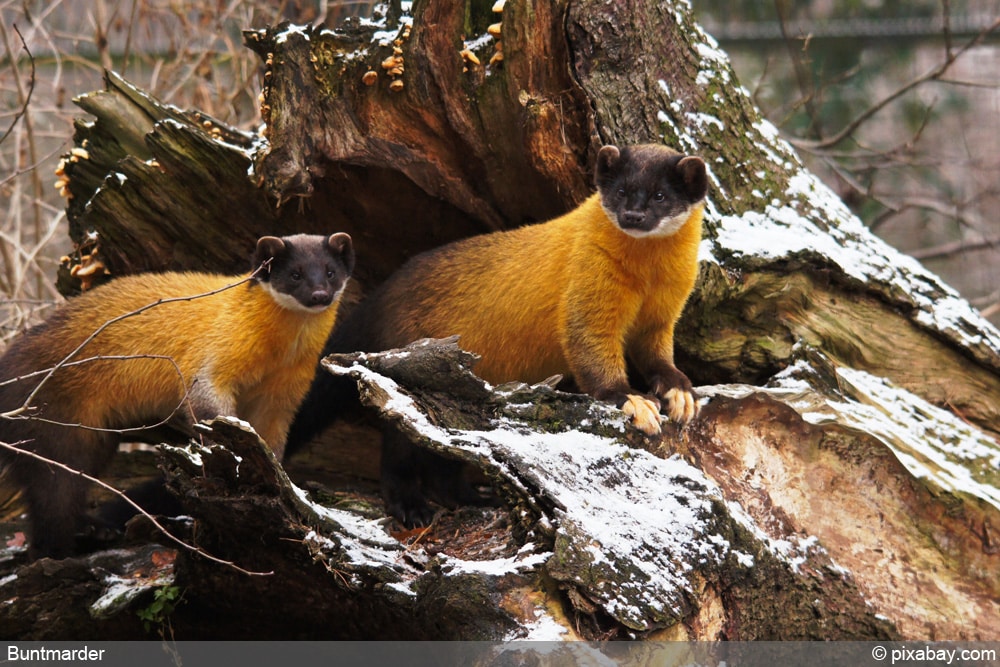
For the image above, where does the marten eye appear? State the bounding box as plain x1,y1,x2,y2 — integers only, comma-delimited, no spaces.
326,269,335,279
291,271,302,281
617,188,626,199
653,192,665,202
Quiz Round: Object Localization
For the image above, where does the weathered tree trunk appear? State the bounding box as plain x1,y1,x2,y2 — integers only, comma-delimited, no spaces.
5,0,998,641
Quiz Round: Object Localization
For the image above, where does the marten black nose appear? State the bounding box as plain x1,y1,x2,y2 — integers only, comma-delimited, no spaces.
619,211,645,229
309,289,333,306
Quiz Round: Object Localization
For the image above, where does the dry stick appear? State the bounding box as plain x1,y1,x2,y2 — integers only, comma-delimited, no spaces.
1,354,189,427
1,353,204,443
909,235,1000,262
2,23,46,300
868,189,992,234
14,208,67,303
0,439,272,577
0,23,34,297
774,0,823,141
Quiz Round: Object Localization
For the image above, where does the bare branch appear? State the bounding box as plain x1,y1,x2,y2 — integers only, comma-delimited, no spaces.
0,24,34,149
16,267,265,413
791,15,1000,151
0,438,273,577
0,353,199,443
909,235,1000,262
774,0,823,140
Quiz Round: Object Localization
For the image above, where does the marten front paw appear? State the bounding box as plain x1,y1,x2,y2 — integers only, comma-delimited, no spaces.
622,394,663,435
662,387,699,424
650,367,699,424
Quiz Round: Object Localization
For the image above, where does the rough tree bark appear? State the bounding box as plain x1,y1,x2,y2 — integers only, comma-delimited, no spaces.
2,0,998,641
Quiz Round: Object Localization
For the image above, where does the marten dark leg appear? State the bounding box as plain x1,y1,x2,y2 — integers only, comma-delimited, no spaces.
560,292,663,435
380,426,437,527
16,430,118,559
630,327,699,424
21,463,88,559
93,476,184,534
380,426,497,527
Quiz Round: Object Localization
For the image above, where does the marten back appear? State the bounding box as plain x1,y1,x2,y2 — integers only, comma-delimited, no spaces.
0,232,353,558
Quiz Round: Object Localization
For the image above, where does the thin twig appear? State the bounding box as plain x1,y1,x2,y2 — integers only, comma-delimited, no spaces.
18,268,264,412
0,24,34,148
792,15,1000,151
0,439,273,577
909,235,1000,261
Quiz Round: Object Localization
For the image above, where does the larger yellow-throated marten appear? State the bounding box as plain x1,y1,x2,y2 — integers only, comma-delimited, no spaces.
288,144,707,525
0,233,353,558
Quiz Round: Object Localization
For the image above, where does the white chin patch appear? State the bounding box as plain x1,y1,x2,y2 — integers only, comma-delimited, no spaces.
262,282,333,313
637,208,693,238
606,204,694,239
648,210,692,237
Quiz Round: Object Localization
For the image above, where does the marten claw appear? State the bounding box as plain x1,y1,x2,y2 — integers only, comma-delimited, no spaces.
622,394,663,435
664,387,699,424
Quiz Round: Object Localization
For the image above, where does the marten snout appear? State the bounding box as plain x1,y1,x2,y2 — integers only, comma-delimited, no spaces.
618,210,648,231
308,288,334,307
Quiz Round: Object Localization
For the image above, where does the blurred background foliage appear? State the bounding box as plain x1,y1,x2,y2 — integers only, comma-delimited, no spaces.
696,0,1000,323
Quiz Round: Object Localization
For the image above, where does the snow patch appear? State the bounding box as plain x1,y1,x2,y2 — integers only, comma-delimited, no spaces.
504,609,572,642
329,357,858,629
275,24,310,44
437,550,550,576
757,362,1000,512
709,168,1000,360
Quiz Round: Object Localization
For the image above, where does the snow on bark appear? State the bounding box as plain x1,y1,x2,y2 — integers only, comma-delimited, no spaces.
705,354,1000,514
318,339,878,635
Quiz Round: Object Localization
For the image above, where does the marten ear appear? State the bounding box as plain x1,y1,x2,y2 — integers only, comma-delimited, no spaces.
676,156,708,202
327,232,355,275
254,236,287,275
595,145,622,186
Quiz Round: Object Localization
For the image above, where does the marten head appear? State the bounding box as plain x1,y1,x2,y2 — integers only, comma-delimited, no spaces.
595,144,708,238
253,233,355,312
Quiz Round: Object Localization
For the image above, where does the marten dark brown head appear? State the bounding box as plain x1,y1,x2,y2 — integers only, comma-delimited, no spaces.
253,232,354,312
595,144,708,238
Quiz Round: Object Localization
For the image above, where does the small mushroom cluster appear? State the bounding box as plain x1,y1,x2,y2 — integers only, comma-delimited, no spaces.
461,0,505,73
365,21,412,92
246,30,274,137
54,144,90,199
61,238,108,291
489,0,504,67
193,112,225,141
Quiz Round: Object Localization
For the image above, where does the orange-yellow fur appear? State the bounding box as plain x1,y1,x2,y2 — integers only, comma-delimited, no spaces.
1,232,353,558
14,271,338,457
288,146,704,525
362,193,704,433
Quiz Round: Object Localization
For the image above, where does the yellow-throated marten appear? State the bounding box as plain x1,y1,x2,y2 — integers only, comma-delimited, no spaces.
287,144,707,525
0,233,353,558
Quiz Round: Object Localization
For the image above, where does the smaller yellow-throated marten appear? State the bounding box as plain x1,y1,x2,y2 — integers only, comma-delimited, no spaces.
0,233,353,558
288,144,707,525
